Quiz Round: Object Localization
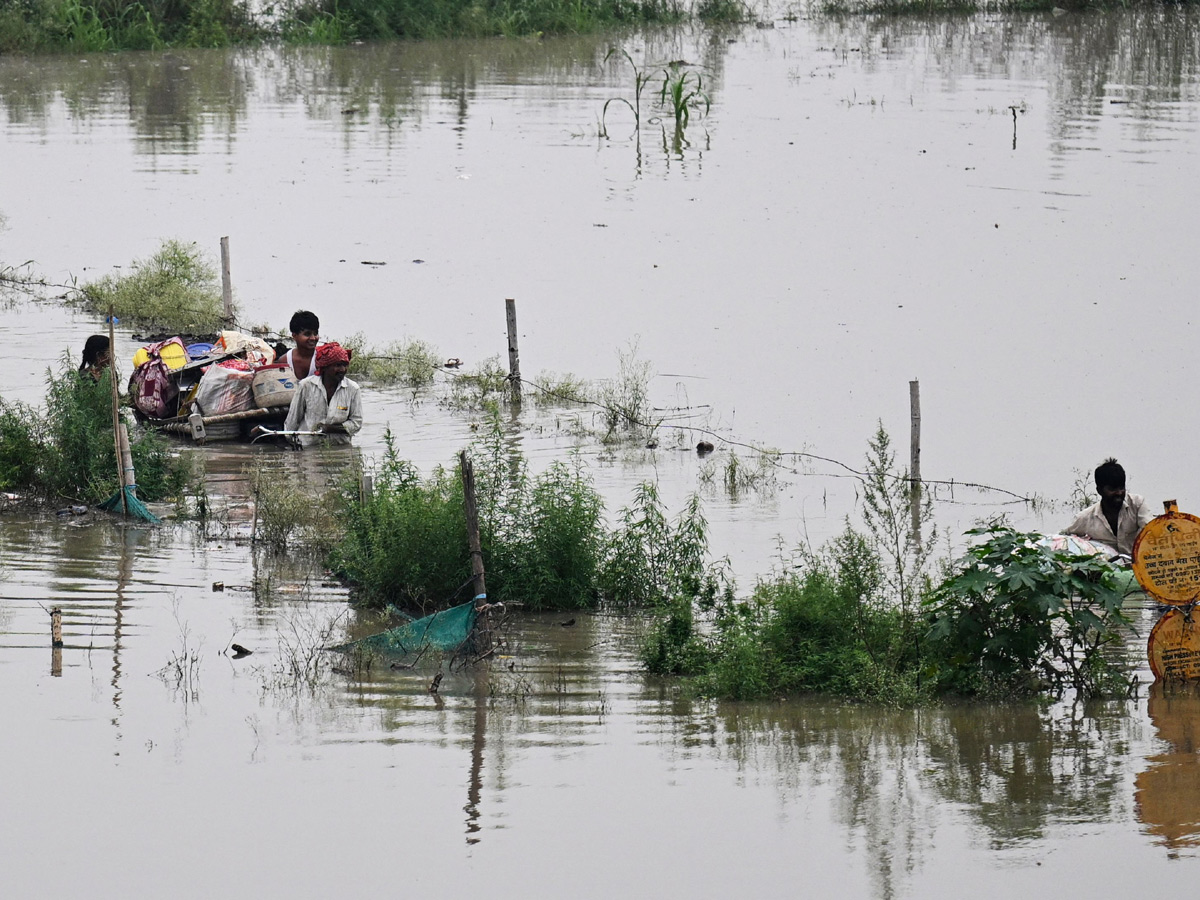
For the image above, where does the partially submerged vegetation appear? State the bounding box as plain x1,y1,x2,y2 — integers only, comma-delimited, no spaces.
331,424,608,612
0,0,701,53
0,360,189,504
345,334,440,388
640,426,1137,704
73,240,230,334
5,240,1141,707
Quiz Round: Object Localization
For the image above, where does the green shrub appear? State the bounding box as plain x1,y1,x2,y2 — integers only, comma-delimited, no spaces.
76,239,229,333
0,362,188,504
329,434,470,610
0,400,43,488
331,423,703,614
600,483,718,607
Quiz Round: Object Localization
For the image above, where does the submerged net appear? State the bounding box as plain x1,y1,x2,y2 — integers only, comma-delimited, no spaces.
97,485,160,523
331,600,478,658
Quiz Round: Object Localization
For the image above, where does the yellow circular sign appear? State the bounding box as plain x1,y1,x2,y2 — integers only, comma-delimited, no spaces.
1148,609,1200,681
1132,509,1200,606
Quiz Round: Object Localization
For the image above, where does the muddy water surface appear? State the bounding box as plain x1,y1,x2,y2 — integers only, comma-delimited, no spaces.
4,10,1200,897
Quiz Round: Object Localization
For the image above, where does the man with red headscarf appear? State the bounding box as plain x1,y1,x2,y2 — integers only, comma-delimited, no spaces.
283,341,363,447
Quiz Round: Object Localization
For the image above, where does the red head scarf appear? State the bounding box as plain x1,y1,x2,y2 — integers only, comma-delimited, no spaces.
315,342,351,373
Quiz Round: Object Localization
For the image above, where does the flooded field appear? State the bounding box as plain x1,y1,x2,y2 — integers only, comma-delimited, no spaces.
4,9,1200,897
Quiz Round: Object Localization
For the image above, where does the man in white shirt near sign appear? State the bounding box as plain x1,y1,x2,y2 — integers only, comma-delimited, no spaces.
1064,458,1153,557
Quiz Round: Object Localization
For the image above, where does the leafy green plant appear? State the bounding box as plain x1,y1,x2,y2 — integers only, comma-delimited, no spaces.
925,522,1135,699
659,65,710,133
76,239,229,333
602,47,657,138
600,482,721,608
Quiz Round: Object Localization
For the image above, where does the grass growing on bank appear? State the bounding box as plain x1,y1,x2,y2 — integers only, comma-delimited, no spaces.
73,240,231,334
0,0,690,53
0,359,189,504
0,0,260,53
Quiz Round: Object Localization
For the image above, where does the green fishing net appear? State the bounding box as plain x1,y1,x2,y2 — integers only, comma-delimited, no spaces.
331,600,478,658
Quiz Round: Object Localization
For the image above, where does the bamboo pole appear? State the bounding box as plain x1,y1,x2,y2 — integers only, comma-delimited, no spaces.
505,298,521,401
220,236,233,325
460,450,491,654
107,309,127,516
909,379,922,548
118,424,135,498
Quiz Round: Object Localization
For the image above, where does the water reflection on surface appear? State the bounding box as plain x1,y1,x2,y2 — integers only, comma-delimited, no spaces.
1137,684,1200,855
2,511,1200,895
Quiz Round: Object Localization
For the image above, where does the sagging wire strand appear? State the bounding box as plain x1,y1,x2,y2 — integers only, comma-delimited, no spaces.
352,353,1040,509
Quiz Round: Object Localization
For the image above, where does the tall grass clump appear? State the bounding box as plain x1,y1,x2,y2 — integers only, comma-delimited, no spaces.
249,456,343,550
76,239,230,333
445,356,512,410
0,360,188,504
606,482,728,676
329,433,470,610
596,341,657,442
706,527,925,703
344,334,440,388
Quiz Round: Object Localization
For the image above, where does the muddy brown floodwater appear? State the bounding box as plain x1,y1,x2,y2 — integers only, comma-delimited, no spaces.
4,9,1200,898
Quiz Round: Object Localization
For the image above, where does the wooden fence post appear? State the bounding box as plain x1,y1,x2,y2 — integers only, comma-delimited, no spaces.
51,606,63,677
460,450,491,654
909,379,922,548
220,236,234,325
505,298,521,401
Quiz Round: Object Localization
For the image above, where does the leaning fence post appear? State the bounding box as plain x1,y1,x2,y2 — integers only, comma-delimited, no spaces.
505,298,522,402
220,236,234,326
460,450,491,655
909,379,922,548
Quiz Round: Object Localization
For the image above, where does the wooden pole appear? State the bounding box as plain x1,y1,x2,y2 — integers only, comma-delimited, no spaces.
51,605,63,676
118,424,135,500
505,298,521,401
909,379,922,548
220,236,234,325
107,310,127,516
460,450,491,654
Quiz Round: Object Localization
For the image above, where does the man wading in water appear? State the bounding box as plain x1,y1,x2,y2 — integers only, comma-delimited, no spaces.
283,342,362,448
1064,457,1153,557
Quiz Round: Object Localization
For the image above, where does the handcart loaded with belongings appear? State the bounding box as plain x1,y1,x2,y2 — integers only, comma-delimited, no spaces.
129,331,300,442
